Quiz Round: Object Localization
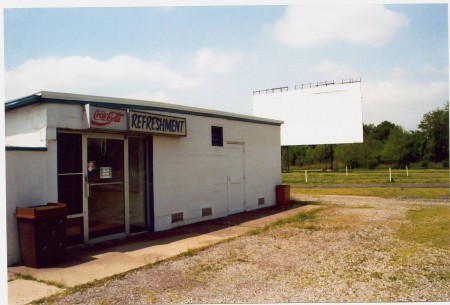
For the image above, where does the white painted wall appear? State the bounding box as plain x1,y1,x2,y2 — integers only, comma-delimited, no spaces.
5,104,48,147
153,113,281,231
47,103,85,131
5,103,84,148
5,103,65,265
5,147,58,266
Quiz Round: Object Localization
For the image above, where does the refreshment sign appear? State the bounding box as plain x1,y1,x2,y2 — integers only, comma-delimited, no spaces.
129,110,187,136
86,105,127,131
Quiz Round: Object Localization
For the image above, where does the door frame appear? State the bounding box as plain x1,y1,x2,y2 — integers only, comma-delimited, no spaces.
82,132,130,244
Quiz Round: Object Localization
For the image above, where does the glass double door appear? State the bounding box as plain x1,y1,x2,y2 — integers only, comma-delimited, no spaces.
84,134,148,242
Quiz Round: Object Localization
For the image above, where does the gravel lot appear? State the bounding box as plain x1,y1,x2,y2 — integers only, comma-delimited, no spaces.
47,195,449,304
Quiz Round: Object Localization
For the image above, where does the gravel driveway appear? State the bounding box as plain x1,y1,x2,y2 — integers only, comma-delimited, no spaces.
46,195,450,304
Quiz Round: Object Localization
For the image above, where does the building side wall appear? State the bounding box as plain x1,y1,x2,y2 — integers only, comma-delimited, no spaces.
153,114,281,231
152,115,228,230
5,145,58,266
236,122,282,211
5,104,48,147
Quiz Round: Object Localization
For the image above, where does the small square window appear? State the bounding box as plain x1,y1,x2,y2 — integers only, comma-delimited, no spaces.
211,126,223,147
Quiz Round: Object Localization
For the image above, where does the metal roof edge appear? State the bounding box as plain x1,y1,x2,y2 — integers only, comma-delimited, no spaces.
5,146,48,152
5,93,43,111
6,91,283,126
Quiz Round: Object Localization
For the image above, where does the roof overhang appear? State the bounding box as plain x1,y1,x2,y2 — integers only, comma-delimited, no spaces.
5,91,284,127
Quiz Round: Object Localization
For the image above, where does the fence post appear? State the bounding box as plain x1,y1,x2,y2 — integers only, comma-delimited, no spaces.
389,168,392,183
305,170,308,183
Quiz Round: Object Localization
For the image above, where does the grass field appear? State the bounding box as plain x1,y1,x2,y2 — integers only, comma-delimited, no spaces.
397,205,450,250
291,187,449,199
282,169,449,185
283,169,449,199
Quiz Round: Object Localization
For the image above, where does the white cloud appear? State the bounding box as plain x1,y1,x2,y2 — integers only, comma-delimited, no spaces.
191,48,242,75
5,50,246,101
115,90,170,102
391,66,409,79
271,5,409,48
422,63,448,76
5,55,203,100
362,80,448,130
423,63,438,74
307,60,358,80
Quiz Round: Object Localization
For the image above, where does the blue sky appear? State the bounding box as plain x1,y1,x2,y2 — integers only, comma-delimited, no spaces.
3,3,449,130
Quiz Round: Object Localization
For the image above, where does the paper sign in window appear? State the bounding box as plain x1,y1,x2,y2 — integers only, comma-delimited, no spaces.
100,167,112,179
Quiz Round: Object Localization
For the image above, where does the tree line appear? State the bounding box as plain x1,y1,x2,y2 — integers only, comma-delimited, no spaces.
285,102,449,170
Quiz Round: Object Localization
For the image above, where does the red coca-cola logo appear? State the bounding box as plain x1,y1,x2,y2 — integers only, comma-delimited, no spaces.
91,109,125,126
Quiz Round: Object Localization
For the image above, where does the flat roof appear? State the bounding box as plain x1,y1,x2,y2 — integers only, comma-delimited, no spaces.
5,91,283,126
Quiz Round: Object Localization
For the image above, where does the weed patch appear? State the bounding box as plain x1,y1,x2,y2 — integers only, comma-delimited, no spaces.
13,273,66,289
248,207,328,236
397,205,450,250
370,272,383,279
182,247,202,257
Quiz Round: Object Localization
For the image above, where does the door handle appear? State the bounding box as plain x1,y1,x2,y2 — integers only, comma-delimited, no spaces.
85,176,90,198
86,182,90,198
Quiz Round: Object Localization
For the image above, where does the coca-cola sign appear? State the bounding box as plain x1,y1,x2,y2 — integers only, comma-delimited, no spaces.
92,109,125,126
85,105,127,131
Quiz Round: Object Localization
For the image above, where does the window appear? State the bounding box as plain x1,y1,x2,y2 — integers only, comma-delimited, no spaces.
211,126,223,147
57,132,83,215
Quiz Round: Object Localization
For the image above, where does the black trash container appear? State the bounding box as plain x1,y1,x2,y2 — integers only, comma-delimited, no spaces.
16,203,68,268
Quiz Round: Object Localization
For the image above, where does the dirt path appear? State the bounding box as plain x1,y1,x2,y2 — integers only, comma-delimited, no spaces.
47,195,449,304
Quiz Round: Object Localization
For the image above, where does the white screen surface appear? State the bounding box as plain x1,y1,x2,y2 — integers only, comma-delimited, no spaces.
252,82,363,146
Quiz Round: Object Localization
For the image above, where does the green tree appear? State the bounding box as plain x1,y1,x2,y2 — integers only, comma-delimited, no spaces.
381,126,414,167
334,143,361,168
312,145,327,166
418,102,449,163
372,121,396,142
334,126,383,170
409,130,425,163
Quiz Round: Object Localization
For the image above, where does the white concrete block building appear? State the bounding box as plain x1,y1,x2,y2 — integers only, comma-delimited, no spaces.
5,92,283,266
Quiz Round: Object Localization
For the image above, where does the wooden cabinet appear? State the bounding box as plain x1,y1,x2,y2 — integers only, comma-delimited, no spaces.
16,203,68,268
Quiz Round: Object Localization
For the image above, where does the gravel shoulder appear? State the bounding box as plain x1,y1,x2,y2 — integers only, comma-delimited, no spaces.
46,195,450,304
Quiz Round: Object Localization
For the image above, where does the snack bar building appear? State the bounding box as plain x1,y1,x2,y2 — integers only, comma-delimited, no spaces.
5,92,283,266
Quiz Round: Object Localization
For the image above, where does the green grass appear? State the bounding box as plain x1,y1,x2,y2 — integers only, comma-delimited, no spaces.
397,205,450,250
248,207,326,235
182,247,203,257
283,169,450,185
13,273,66,289
291,187,450,199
